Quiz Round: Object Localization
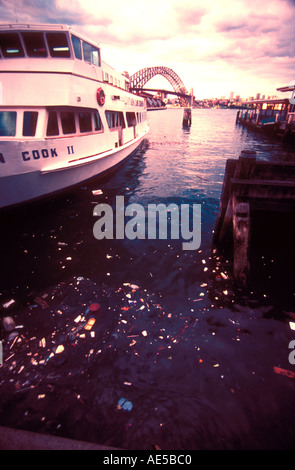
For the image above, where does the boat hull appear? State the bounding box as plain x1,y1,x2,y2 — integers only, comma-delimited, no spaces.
0,132,147,210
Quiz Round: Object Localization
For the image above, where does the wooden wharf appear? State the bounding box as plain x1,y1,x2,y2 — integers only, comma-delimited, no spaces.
213,150,295,284
236,98,295,143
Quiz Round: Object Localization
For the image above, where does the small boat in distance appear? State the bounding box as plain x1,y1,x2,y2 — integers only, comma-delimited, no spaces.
0,23,149,210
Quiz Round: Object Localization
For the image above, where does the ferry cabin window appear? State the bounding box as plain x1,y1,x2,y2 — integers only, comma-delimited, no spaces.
23,111,38,136
46,111,59,136
46,33,70,58
126,112,137,127
94,112,102,131
105,111,125,129
78,112,92,133
0,111,17,136
71,35,82,60
82,41,100,66
21,32,47,57
61,111,76,134
0,33,24,57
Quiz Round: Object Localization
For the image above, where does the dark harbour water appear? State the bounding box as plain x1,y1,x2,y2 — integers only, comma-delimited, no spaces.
1,108,295,450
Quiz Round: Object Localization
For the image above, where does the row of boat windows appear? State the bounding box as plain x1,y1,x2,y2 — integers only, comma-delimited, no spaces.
0,31,101,66
0,110,147,137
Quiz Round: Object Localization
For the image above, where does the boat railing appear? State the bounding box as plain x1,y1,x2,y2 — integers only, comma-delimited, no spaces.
239,108,286,125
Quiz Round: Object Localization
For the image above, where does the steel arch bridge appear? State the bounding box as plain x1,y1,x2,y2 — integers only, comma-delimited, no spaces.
129,66,191,106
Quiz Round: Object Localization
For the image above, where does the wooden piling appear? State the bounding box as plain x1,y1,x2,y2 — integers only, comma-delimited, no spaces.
213,149,295,284
232,197,250,284
183,107,192,127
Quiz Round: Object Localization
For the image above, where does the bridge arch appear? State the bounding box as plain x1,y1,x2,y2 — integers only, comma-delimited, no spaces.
129,66,189,97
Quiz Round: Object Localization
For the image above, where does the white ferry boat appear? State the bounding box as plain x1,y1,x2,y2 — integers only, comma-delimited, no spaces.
0,24,149,210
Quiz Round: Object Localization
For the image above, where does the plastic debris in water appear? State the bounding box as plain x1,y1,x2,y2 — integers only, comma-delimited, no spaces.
92,189,103,195
3,299,15,309
117,397,133,411
123,283,139,290
39,338,46,348
34,297,49,308
2,316,15,332
89,303,100,313
3,299,15,308
273,366,295,379
84,318,96,331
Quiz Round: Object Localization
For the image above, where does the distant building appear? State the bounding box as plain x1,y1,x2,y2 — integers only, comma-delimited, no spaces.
229,91,234,100
256,93,261,100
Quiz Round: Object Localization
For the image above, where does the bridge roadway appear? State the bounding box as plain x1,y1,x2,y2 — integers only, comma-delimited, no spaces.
130,87,191,100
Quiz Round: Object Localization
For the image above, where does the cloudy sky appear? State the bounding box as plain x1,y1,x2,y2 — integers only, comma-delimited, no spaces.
1,0,295,99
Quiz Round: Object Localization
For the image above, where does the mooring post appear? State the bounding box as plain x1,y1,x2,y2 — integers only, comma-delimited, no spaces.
183,107,192,127
234,149,256,179
232,196,250,285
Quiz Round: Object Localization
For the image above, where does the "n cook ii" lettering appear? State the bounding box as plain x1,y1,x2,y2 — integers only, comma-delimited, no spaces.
22,148,58,161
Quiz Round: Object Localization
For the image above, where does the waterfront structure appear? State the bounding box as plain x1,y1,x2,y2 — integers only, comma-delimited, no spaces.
213,150,295,284
0,24,149,210
236,92,295,142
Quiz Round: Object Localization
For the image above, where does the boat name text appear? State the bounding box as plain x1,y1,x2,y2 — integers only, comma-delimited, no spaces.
0,148,61,164
22,148,59,161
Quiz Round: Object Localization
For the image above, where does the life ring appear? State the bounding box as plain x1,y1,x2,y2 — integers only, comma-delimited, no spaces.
97,87,105,106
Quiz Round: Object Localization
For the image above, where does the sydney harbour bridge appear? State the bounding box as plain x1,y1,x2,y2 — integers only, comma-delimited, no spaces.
129,66,193,107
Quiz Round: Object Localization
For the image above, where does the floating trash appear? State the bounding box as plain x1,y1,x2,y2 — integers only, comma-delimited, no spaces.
2,316,15,332
89,303,100,313
2,299,15,309
84,318,96,331
273,366,295,380
55,345,65,354
117,397,133,411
